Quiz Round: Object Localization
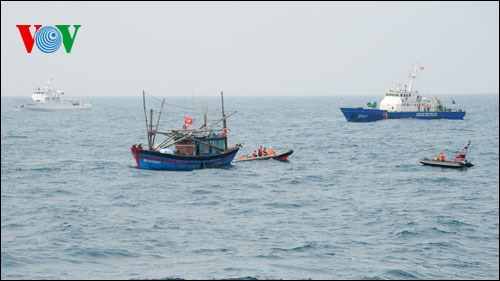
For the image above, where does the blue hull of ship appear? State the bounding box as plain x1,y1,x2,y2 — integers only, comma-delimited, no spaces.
132,147,239,171
339,108,388,122
340,108,466,122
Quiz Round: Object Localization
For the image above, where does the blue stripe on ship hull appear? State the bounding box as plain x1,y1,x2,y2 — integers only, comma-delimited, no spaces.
387,111,466,120
340,108,465,122
340,108,386,122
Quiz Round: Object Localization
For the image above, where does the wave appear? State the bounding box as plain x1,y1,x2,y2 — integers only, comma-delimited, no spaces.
3,135,28,139
65,247,138,258
193,247,237,254
384,269,419,279
264,202,302,209
396,230,421,238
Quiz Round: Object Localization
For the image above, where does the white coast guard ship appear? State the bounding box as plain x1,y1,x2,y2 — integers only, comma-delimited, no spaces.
340,64,466,122
15,78,92,111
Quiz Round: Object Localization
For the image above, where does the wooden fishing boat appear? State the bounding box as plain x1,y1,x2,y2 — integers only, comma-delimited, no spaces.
419,141,473,168
234,149,293,163
131,91,240,171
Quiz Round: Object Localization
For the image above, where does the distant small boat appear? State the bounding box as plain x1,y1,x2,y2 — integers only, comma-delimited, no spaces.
15,78,92,111
419,158,473,168
419,141,473,168
234,149,293,162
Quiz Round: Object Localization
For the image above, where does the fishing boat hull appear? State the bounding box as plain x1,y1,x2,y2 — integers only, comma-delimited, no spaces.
419,158,473,168
131,145,240,171
234,150,294,162
340,108,466,122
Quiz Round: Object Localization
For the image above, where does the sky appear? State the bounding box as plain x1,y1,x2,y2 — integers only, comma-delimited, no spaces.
1,1,499,97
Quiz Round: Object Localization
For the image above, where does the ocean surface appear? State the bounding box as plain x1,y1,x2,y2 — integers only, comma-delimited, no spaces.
1,94,499,280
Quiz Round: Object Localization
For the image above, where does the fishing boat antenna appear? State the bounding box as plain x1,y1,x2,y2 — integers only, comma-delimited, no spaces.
221,91,228,150
149,108,154,150
152,98,165,146
142,91,152,150
462,139,471,156
203,102,208,129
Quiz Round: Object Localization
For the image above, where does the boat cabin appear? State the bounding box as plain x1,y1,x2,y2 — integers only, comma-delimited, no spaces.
174,129,227,155
31,79,65,103
379,86,432,112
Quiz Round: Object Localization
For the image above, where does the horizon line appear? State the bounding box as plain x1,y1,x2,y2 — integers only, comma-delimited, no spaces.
2,92,499,98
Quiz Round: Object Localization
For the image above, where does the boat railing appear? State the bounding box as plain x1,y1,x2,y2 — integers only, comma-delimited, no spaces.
175,128,227,139
438,107,464,112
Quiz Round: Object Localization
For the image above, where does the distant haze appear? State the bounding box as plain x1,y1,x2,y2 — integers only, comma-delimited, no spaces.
1,1,498,97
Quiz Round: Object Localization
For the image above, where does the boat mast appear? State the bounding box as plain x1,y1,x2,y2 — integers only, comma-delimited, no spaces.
203,106,207,128
152,98,165,147
143,91,154,150
143,91,150,149
407,64,418,92
46,78,53,101
149,109,153,150
221,91,227,151
200,99,207,129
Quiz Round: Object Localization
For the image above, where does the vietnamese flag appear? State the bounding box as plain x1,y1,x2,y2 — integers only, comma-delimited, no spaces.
184,117,193,125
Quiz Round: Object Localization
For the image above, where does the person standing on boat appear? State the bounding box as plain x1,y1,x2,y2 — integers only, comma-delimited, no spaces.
440,152,446,161
258,146,263,157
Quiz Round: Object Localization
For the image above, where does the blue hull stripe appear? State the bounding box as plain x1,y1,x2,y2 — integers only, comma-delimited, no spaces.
133,148,239,171
340,108,466,122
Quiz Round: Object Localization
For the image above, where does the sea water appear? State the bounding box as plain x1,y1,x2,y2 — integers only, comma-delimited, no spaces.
1,94,498,279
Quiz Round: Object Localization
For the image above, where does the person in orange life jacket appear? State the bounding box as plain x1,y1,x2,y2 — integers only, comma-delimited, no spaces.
252,151,257,158
258,146,263,157
440,152,446,161
267,148,276,156
263,147,268,156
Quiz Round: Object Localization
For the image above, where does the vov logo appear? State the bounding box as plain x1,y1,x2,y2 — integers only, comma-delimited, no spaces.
16,25,81,53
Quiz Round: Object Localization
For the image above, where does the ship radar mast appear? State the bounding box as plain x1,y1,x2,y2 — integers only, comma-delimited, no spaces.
407,64,419,92
44,78,53,92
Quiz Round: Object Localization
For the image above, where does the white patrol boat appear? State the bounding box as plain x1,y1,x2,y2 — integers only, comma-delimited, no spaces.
340,64,466,122
15,78,92,111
